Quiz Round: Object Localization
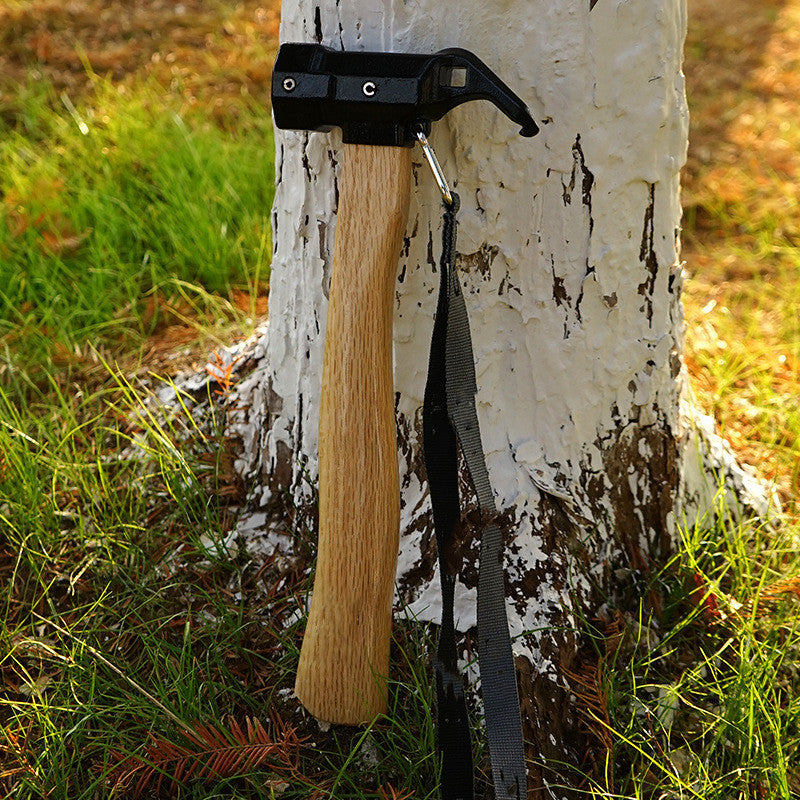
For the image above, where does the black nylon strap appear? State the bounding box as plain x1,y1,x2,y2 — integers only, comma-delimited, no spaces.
423,194,527,800
423,194,475,800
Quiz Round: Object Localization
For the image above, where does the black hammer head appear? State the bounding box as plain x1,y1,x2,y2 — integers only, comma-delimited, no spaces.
271,43,538,147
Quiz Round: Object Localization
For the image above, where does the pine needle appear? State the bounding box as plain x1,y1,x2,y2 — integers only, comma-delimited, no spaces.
111,713,307,796
761,575,800,601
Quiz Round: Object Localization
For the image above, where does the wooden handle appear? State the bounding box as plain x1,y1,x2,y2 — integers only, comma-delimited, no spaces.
294,144,412,725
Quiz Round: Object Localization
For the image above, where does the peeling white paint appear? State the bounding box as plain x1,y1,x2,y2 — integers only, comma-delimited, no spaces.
678,396,781,523
207,0,778,770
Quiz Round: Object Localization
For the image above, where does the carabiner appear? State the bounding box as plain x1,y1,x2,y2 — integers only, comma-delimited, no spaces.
415,129,454,206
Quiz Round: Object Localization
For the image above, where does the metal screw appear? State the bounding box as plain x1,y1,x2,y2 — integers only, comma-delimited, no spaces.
362,81,377,97
282,77,296,92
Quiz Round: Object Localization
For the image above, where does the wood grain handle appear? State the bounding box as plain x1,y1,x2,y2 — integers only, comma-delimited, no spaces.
294,144,412,725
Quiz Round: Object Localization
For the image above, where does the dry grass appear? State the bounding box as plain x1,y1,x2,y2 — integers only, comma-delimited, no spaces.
682,0,800,504
0,0,280,126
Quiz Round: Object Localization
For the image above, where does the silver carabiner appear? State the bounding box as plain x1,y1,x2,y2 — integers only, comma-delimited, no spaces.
415,129,454,206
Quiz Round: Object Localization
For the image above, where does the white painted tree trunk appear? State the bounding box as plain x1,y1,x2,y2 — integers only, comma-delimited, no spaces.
219,0,770,793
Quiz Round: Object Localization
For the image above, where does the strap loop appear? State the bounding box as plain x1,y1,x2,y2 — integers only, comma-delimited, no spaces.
422,193,527,799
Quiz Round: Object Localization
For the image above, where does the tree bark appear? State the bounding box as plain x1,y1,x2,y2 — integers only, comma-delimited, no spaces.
217,0,770,794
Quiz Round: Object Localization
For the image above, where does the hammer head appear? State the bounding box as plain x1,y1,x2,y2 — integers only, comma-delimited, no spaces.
272,43,538,147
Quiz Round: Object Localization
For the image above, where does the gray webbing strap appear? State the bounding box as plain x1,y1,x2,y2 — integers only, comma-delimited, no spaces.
426,193,527,798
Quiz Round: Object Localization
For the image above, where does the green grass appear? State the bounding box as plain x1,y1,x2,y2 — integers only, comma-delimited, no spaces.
5,373,800,799
0,77,273,399
593,509,800,799
0,367,442,798
0,371,444,798
682,249,800,500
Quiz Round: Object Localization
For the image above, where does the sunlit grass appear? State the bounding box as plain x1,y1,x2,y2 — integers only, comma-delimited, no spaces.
596,508,800,799
0,367,445,799
681,0,800,507
0,74,284,798
0,78,273,402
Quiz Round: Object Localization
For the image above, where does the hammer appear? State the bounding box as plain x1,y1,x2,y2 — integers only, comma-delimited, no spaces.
272,43,537,725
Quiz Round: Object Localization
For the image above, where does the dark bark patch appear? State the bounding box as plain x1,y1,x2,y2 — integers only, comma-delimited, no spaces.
276,143,285,183
318,220,331,299
516,655,589,799
395,512,437,596
575,136,594,234
317,220,327,263
599,417,678,580
427,229,436,271
450,504,482,590
519,567,545,598
573,270,590,326
394,408,439,599
261,439,294,517
510,419,678,796
265,376,283,417
475,188,485,215
498,270,522,297
326,148,340,210
301,133,312,182
442,517,475,576
295,393,304,455
456,243,500,279
552,273,569,307
670,346,682,379
603,292,618,308
242,381,317,538
313,6,322,43
562,136,594,235
637,183,657,324
398,402,427,492
506,491,579,620
566,136,596,325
